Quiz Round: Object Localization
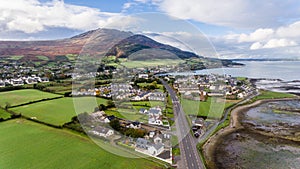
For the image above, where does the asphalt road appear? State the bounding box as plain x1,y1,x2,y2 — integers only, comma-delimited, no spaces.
161,80,205,169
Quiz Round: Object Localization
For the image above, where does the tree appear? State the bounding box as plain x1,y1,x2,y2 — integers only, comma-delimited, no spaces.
5,102,11,110
106,100,115,108
109,119,121,131
99,104,107,111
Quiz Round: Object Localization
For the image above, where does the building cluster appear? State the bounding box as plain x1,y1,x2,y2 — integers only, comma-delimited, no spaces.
135,131,172,163
173,74,255,100
83,110,172,163
140,107,169,127
73,83,166,101
0,75,49,87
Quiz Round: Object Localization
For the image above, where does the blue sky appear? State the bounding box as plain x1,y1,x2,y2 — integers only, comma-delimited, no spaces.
0,0,300,59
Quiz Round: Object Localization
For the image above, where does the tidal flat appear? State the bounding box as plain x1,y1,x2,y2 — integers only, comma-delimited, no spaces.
205,100,300,169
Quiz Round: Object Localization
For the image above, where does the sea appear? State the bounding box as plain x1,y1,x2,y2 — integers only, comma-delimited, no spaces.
196,61,300,81
169,60,300,93
169,61,300,81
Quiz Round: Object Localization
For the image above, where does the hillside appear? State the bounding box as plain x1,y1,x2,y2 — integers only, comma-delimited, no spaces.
0,28,242,68
0,29,132,61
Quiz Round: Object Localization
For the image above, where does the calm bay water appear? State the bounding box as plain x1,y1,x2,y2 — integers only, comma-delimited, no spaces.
195,61,300,81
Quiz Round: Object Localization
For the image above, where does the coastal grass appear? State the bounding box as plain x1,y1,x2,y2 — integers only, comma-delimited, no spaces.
10,97,108,126
0,89,61,107
181,97,238,119
253,90,296,101
0,109,11,119
0,119,162,169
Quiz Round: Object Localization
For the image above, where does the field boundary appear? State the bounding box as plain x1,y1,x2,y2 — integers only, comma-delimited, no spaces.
8,96,63,108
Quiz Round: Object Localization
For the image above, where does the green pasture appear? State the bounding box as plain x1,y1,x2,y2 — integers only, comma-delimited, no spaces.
11,97,108,126
181,97,238,119
0,119,161,169
0,89,61,107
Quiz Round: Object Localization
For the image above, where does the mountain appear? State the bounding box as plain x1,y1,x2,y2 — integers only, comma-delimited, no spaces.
105,34,200,60
0,29,132,61
0,28,241,68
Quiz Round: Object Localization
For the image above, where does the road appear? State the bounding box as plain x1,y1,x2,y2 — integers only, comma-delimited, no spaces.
161,79,205,169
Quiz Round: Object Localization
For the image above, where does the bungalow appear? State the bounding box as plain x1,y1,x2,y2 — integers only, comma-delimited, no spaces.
148,143,164,156
139,108,148,114
127,121,141,129
135,138,164,156
89,126,114,138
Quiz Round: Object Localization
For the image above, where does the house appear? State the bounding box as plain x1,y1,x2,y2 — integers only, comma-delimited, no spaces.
41,77,49,82
135,138,164,156
138,74,149,79
193,118,204,127
153,135,163,144
149,92,165,101
148,143,164,156
148,107,163,126
11,79,24,86
127,121,141,129
136,138,150,149
90,111,106,122
106,115,116,122
149,131,156,138
90,126,114,138
139,108,148,114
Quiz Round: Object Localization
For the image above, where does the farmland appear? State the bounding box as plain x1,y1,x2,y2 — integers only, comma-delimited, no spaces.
11,97,108,126
0,89,61,107
0,119,162,169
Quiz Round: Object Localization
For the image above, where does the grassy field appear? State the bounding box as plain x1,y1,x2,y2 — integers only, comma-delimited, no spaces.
253,90,296,101
11,97,108,126
121,59,183,68
105,108,148,123
36,55,49,61
0,89,61,107
0,109,11,119
0,119,162,169
181,97,239,119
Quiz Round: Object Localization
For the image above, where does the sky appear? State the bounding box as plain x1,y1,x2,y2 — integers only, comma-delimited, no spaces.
1,0,300,59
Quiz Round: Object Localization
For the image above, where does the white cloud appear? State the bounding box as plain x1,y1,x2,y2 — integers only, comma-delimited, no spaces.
277,21,300,38
153,0,300,29
238,29,274,43
262,39,297,49
0,0,126,34
250,42,263,50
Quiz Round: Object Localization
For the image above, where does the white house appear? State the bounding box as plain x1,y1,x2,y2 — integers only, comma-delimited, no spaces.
148,143,164,156
90,126,114,138
138,74,149,79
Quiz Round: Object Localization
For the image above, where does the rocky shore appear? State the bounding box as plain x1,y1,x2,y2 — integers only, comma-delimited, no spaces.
202,98,300,169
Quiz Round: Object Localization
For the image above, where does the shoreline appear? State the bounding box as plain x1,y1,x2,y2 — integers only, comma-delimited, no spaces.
202,97,299,169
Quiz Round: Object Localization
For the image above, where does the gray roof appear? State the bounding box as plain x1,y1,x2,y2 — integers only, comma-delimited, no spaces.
152,143,164,150
149,109,160,114
94,126,110,134
136,138,150,149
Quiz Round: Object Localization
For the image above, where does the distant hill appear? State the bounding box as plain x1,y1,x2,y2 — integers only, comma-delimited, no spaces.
0,29,132,61
0,28,242,68
105,34,200,60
